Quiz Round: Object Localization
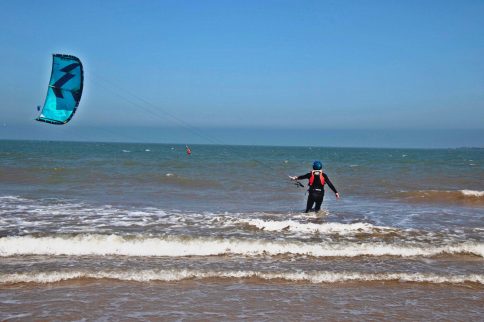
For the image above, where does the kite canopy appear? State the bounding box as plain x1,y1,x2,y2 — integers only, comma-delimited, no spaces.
36,54,84,125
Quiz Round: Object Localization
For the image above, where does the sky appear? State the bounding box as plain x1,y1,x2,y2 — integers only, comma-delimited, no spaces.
0,0,483,147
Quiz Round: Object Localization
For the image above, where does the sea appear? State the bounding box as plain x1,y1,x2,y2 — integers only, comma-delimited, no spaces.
1,140,483,320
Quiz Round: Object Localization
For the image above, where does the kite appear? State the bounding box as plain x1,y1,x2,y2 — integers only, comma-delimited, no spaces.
36,54,84,124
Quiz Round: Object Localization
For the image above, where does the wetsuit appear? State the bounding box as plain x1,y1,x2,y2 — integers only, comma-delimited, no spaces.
296,172,338,212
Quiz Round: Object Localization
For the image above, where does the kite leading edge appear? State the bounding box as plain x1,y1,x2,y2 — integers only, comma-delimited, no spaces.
36,54,84,125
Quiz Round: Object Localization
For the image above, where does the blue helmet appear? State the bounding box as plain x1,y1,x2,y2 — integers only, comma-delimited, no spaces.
312,160,322,170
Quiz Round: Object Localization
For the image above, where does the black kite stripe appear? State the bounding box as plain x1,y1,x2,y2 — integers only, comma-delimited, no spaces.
60,63,79,73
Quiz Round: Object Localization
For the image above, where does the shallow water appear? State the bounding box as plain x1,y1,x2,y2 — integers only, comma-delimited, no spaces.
2,280,483,321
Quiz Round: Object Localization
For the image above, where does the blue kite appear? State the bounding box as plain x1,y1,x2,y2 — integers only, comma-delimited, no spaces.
36,54,84,124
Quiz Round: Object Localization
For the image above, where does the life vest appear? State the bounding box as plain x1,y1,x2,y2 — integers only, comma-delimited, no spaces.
309,170,325,187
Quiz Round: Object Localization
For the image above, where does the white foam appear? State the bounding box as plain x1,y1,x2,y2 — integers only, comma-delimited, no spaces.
460,190,484,197
238,218,390,235
1,235,482,258
1,269,482,285
0,195,27,201
0,198,178,232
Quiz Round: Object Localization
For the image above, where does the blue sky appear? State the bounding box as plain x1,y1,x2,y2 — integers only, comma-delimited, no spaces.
0,0,483,147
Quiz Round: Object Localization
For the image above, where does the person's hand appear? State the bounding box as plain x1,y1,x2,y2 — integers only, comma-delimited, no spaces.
335,193,340,199
289,176,297,180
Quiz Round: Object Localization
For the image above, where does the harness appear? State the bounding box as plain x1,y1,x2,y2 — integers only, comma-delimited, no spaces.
308,170,325,187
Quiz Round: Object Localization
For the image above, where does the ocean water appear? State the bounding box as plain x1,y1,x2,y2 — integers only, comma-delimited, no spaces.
1,140,483,320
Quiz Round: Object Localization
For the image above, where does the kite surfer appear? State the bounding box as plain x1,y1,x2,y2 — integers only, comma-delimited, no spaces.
186,145,191,155
289,161,340,213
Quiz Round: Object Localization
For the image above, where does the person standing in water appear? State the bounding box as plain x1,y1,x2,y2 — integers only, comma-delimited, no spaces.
290,161,340,213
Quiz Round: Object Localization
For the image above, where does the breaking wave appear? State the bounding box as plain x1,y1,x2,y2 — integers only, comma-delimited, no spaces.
235,217,392,235
1,234,482,258
1,269,482,285
397,189,484,206
461,190,484,197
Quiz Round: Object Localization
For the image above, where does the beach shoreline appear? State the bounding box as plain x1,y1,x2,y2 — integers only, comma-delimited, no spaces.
2,279,483,320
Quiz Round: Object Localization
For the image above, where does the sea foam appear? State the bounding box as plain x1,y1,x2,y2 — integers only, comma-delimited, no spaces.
1,234,482,258
1,269,482,285
460,190,484,197
236,218,391,235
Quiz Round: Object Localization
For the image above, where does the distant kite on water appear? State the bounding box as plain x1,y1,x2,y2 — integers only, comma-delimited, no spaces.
36,54,84,125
